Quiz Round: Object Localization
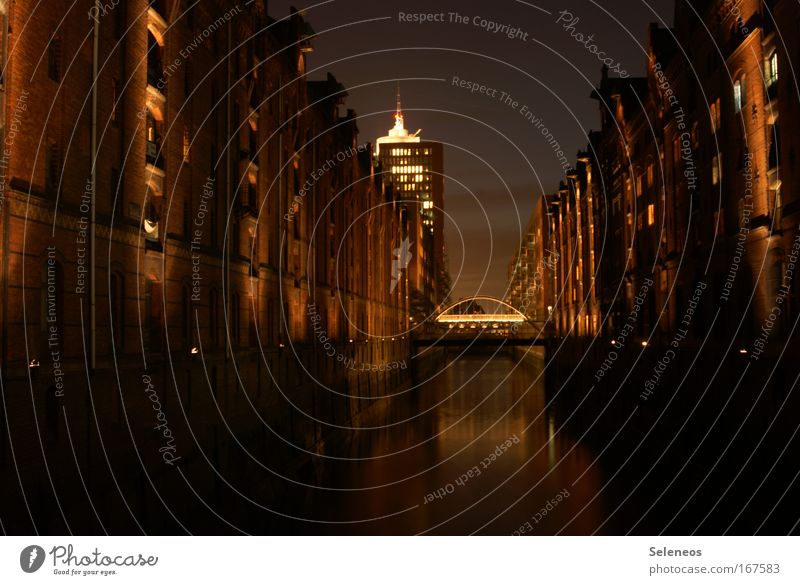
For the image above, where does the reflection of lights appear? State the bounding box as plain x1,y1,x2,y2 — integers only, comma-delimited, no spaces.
391,337,395,341
611,340,617,346
279,343,285,348
349,339,353,343
190,347,199,355
641,341,648,347
739,348,748,354
547,305,553,314
29,359,40,368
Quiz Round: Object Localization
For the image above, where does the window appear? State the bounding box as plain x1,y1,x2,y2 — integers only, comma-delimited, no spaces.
111,167,122,215
770,187,782,219
48,34,61,81
182,284,191,349
183,127,191,163
647,163,655,187
209,288,220,348
232,293,241,347
41,259,64,353
709,98,721,133
714,209,725,236
144,277,163,353
766,52,778,87
114,2,125,38
712,155,721,185
233,217,241,257
734,76,745,113
636,174,643,196
45,141,60,196
249,296,257,346
110,272,125,350
647,204,655,226
768,123,779,169
184,59,192,98
147,31,163,90
111,78,120,125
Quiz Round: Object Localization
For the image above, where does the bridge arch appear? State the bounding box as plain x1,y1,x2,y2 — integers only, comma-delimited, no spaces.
436,296,528,324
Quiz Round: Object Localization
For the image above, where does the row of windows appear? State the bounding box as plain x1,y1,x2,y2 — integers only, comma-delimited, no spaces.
390,148,431,156
395,174,429,183
391,165,430,174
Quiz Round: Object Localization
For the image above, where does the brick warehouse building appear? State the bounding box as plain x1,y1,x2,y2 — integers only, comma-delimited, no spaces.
0,1,413,532
503,1,800,530
510,0,800,350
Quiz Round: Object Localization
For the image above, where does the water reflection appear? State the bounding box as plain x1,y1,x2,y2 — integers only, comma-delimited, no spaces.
276,349,611,534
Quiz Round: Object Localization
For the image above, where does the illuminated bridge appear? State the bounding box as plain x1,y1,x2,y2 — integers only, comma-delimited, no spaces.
412,296,551,347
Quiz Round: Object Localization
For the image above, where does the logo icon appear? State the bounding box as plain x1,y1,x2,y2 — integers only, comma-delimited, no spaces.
390,237,413,293
20,545,45,573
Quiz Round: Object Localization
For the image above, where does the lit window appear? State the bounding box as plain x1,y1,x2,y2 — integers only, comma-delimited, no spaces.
183,127,190,163
712,155,721,185
733,76,745,112
647,163,654,187
709,99,721,133
767,52,778,87
647,204,655,226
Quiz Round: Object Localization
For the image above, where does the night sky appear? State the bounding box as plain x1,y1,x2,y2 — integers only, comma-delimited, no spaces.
269,0,675,300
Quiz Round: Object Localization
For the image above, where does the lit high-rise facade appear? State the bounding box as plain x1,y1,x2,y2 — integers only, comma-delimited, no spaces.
376,93,445,307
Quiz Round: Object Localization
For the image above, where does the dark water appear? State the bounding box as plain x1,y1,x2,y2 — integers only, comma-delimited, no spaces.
274,350,613,535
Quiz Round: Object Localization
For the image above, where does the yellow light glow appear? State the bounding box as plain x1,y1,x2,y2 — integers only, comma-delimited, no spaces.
437,314,526,323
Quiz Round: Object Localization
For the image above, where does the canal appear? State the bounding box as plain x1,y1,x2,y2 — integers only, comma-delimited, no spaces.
272,349,616,535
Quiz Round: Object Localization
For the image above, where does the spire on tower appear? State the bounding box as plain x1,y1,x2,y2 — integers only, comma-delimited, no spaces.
396,83,402,116
394,83,404,131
